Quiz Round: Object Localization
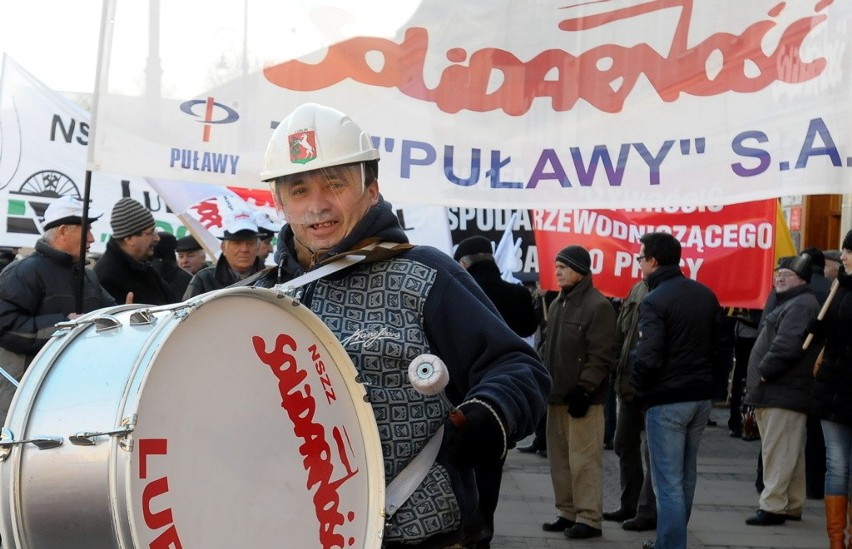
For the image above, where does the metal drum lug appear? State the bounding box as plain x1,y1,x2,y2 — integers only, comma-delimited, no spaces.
129,310,157,326
54,313,123,335
94,314,122,332
69,415,136,448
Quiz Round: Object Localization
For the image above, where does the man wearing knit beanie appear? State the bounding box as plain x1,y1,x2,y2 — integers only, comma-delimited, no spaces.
94,198,178,305
541,244,616,540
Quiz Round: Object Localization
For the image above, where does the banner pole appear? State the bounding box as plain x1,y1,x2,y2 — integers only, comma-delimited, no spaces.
76,170,94,313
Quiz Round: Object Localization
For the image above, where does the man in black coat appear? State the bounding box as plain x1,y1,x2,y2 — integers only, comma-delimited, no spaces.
0,196,116,424
94,197,178,305
454,235,537,548
629,232,728,549
454,236,537,338
152,232,192,300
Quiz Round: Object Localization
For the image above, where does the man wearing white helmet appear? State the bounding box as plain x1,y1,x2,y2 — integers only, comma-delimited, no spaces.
253,103,550,548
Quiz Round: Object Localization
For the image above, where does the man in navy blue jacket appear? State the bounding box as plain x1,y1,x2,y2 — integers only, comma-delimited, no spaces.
629,232,727,549
254,103,550,549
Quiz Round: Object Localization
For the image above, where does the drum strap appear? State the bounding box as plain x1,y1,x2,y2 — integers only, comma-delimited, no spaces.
269,241,416,294
275,253,366,293
385,425,444,518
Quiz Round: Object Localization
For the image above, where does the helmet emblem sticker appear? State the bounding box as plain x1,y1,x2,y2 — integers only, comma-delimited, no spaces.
288,130,318,164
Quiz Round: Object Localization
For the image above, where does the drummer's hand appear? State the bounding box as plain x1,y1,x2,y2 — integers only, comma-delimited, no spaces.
125,292,134,304
441,399,507,469
67,312,80,320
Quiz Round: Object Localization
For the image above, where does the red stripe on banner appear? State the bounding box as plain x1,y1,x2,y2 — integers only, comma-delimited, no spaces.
534,200,776,308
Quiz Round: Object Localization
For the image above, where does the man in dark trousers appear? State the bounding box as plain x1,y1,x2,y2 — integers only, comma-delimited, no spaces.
454,235,537,548
605,278,657,531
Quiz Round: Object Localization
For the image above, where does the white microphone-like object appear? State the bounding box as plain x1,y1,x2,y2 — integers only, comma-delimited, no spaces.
408,354,465,427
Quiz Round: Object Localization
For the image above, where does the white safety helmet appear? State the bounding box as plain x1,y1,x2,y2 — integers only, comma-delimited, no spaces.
260,103,379,182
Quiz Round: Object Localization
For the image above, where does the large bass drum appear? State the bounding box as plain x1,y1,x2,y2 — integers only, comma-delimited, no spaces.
0,286,384,548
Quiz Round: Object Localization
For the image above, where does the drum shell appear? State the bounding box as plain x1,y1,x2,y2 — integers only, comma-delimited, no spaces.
0,287,385,548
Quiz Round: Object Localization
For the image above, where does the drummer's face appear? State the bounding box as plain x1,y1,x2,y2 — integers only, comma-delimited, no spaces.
277,166,379,256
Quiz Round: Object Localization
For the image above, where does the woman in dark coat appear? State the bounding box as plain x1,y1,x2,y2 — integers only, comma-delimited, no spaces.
812,229,852,548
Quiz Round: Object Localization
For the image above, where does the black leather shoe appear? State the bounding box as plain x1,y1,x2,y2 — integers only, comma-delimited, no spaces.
745,510,787,526
622,516,657,531
784,513,802,521
564,523,602,539
542,517,574,532
603,508,636,522
642,540,655,549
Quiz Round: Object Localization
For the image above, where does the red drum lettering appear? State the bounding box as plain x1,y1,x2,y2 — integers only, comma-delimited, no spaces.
138,438,184,548
253,334,360,549
310,343,337,404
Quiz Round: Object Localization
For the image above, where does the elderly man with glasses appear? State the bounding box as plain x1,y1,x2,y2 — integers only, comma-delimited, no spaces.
743,255,821,527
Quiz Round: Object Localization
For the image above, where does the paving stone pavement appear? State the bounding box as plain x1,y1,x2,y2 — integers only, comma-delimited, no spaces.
489,407,829,549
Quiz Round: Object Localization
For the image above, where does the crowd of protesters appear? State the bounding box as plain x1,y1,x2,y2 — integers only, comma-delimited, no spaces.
0,106,849,548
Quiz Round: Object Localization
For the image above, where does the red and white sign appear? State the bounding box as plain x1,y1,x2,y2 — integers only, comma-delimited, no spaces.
535,200,776,308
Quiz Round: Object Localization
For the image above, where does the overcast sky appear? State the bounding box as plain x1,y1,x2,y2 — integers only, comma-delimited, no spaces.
0,2,104,93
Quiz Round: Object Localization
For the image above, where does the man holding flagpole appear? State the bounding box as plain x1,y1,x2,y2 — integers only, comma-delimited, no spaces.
0,196,115,424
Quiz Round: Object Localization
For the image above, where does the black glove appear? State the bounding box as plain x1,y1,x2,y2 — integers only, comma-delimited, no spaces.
441,400,506,469
564,386,592,418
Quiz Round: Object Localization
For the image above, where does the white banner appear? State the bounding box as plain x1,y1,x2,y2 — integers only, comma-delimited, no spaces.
88,0,852,209
1,54,452,253
0,54,186,250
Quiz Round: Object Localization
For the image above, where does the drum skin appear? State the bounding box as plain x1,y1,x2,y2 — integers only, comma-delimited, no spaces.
0,287,384,548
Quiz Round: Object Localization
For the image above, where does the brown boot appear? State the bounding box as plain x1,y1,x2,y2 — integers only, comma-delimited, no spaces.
825,495,847,549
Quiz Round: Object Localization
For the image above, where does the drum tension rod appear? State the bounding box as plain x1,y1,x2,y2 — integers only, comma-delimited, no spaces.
0,428,63,461
69,425,135,446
